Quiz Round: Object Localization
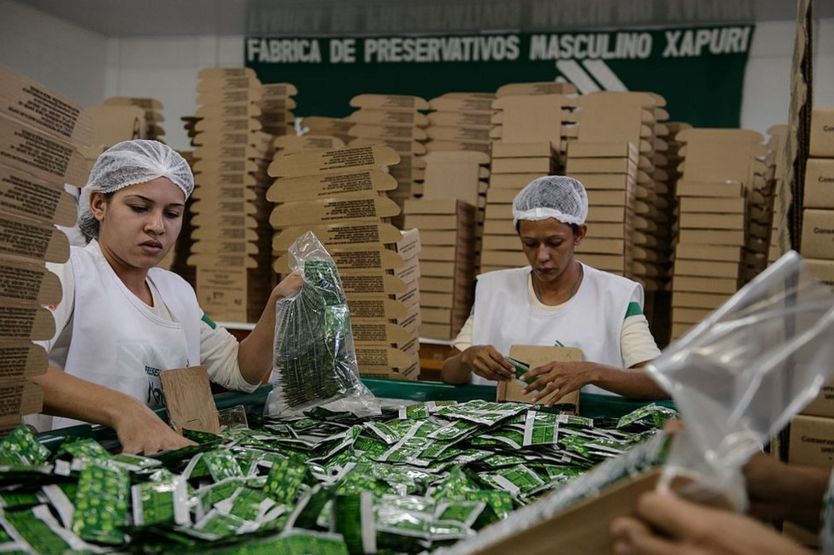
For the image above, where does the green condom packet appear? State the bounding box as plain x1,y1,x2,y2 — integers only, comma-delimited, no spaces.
72,461,130,545
522,411,560,447
333,492,376,555
616,403,679,429
2,504,95,553
0,426,50,467
131,476,189,527
263,458,308,506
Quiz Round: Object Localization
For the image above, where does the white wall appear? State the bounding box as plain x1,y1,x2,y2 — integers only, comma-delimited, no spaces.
0,0,108,107
741,18,834,134
1,1,832,150
104,36,243,150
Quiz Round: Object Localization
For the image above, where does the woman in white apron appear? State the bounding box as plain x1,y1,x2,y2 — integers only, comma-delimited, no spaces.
441,175,666,403
30,140,302,454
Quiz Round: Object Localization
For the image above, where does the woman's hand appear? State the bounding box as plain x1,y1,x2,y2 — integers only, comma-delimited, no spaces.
272,272,303,300
460,345,514,382
114,400,195,455
522,361,595,405
610,492,812,555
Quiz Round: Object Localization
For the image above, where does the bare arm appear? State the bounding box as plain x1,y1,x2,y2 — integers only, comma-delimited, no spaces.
237,273,303,386
523,360,669,403
31,365,192,454
441,346,514,385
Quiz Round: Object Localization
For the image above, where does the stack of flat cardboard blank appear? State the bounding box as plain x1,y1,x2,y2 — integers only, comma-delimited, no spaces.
299,117,354,144
187,67,280,323
570,92,672,291
104,97,166,141
347,95,429,225
566,142,638,277
404,199,477,340
274,135,345,156
801,108,834,288
481,84,575,273
426,93,495,156
85,104,147,153
670,129,773,340
767,124,791,264
268,146,422,380
258,84,297,137
0,66,93,432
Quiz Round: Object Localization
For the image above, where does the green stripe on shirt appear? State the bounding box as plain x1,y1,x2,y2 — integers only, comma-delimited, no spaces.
624,302,642,319
201,313,218,329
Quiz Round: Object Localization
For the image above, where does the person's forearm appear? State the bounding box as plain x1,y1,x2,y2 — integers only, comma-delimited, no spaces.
441,348,471,385
586,362,669,400
238,292,281,385
30,366,139,428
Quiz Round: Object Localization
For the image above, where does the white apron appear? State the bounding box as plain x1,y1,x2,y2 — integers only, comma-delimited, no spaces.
470,264,639,395
53,241,201,429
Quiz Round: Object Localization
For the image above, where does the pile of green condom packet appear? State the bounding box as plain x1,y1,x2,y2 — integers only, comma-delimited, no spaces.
0,401,674,553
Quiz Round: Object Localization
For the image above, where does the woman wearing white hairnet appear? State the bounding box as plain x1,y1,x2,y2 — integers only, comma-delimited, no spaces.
441,175,667,401
29,140,302,454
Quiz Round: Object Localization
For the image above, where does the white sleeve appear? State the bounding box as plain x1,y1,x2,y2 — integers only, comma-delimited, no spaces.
36,261,75,355
452,314,474,352
620,287,661,368
200,320,260,393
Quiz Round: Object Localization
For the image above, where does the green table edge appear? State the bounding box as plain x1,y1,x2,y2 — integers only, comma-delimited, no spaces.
36,378,674,451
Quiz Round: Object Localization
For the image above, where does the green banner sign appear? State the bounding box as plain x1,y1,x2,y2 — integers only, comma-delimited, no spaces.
245,25,754,127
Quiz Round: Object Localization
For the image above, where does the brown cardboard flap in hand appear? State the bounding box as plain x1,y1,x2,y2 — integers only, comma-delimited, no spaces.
0,304,55,340
268,146,400,178
160,366,220,434
0,165,76,226
0,381,42,417
0,339,48,384
0,256,61,306
267,170,397,202
0,115,90,187
497,345,583,410
0,214,69,264
0,65,94,146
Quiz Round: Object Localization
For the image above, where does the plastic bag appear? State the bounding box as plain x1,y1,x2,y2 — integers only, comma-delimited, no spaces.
264,231,379,417
647,250,834,509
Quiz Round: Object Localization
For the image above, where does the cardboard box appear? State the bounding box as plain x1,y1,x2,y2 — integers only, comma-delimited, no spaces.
803,158,834,208
675,180,744,198
672,276,739,295
496,345,582,408
569,173,636,192
0,65,93,145
789,415,834,468
0,213,69,264
489,173,543,190
671,307,712,324
566,157,636,174
491,157,554,175
674,259,740,279
675,244,743,262
672,291,729,310
679,213,745,230
493,95,572,145
801,209,834,260
0,340,48,384
806,258,834,287
677,229,745,246
679,197,746,214
810,108,834,158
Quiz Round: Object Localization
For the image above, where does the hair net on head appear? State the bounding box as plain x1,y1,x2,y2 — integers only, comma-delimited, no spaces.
78,139,194,239
512,175,589,228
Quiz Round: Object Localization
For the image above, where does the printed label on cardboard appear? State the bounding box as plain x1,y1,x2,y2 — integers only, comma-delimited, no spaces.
348,108,429,127
0,257,61,305
0,213,69,263
270,194,400,228
0,304,55,340
0,66,93,145
350,94,429,111
267,170,396,202
0,340,48,383
0,166,76,226
0,115,89,186
268,145,400,177
804,158,834,209
801,209,834,260
272,223,401,251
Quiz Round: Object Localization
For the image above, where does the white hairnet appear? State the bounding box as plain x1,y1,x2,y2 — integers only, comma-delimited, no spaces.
78,139,194,239
512,175,588,228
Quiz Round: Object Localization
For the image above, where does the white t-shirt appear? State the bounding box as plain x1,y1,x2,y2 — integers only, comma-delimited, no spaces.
459,265,661,393
32,250,258,430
